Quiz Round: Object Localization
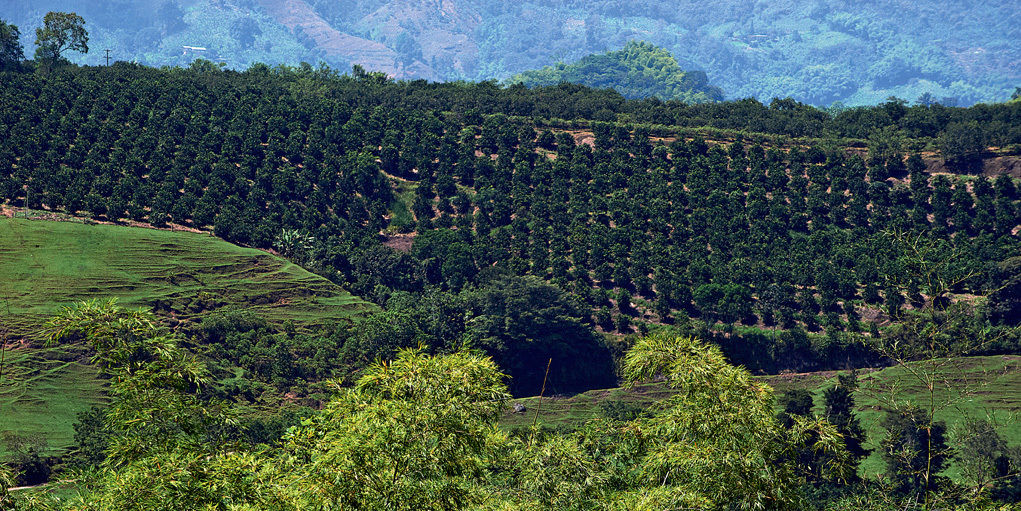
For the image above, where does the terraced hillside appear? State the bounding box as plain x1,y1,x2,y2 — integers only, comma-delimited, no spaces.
0,215,374,337
0,346,107,457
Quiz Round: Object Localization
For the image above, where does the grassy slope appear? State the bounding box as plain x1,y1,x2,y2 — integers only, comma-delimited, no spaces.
0,216,375,455
0,347,107,457
502,355,1021,479
0,216,374,336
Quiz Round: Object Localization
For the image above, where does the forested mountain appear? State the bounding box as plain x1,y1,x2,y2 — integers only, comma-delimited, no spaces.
509,41,725,103
1,0,1019,105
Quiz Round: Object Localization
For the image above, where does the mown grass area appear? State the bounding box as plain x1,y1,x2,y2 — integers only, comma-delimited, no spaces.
852,355,1021,477
0,346,108,457
0,216,376,455
0,216,375,337
502,355,1021,479
500,381,679,430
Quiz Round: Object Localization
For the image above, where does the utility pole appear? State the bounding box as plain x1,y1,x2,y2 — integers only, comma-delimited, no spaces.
104,49,111,66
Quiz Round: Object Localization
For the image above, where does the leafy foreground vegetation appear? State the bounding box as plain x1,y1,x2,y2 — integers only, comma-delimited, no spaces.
502,355,1021,480
3,302,1019,510
6,302,855,510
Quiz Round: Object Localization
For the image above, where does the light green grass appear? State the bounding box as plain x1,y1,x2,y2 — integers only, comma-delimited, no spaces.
764,356,1021,477
0,216,376,455
852,355,1021,477
383,176,417,232
500,382,678,430
0,346,108,457
0,216,375,337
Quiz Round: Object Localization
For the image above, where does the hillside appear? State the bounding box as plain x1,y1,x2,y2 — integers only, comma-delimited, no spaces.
1,0,1019,105
0,345,107,458
509,41,724,103
1,63,1019,384
0,215,375,455
0,55,1019,509
0,215,374,337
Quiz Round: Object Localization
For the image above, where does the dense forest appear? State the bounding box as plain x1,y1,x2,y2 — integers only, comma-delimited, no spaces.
2,14,1021,508
509,41,725,103
1,0,1019,105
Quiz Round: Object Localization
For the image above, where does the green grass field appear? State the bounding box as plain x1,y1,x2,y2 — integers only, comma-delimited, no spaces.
0,216,376,455
0,346,108,457
502,355,1021,479
0,216,375,337
385,174,418,232
852,355,1021,477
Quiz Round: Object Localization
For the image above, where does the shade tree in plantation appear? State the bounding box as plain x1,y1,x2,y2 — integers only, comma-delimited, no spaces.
34,12,89,63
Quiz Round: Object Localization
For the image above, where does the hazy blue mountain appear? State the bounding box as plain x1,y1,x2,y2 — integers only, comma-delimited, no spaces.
1,0,1018,106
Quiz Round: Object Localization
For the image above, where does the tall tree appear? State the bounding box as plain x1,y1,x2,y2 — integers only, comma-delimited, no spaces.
0,19,23,70
622,332,853,509
881,407,951,495
34,11,88,63
823,372,869,476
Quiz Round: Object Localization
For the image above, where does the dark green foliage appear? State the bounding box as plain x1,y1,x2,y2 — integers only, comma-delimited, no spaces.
1,432,52,486
881,407,951,495
69,406,112,468
777,389,813,428
599,400,648,422
0,19,23,70
938,121,986,162
823,373,869,472
194,309,352,390
988,256,1021,326
343,310,424,364
693,283,753,324
462,276,616,396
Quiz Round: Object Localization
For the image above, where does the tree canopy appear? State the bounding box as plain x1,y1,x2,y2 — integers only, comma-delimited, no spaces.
510,41,725,103
33,11,88,62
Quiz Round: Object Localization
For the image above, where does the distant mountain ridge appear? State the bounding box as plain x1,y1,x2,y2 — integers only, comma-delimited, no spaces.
1,0,1018,106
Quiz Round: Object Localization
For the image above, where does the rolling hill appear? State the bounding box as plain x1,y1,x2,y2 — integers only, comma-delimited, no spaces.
509,41,724,103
